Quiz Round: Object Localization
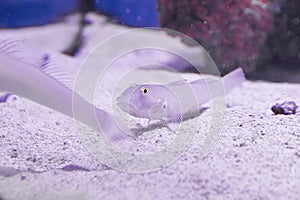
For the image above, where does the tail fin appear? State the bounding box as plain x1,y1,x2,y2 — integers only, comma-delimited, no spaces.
222,68,246,94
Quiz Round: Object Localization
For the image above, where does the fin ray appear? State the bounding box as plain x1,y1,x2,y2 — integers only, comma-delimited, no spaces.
35,56,75,90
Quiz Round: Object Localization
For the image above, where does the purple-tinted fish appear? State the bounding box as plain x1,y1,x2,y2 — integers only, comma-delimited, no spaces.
0,40,132,142
117,68,245,124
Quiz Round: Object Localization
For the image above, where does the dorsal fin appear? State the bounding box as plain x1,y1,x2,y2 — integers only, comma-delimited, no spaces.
0,38,24,54
33,53,76,90
0,38,25,60
0,38,75,90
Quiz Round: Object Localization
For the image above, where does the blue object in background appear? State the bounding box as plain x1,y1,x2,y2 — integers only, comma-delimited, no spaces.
95,0,159,27
0,0,159,28
0,0,79,28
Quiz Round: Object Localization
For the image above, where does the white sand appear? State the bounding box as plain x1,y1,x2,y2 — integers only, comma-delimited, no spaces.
0,13,299,200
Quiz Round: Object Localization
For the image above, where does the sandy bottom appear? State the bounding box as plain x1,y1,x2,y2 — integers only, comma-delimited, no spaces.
0,13,299,200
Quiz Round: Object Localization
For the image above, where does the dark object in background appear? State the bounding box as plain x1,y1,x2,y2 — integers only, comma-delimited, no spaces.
95,0,159,27
0,0,159,28
0,0,159,56
271,101,298,115
159,0,300,82
62,0,95,56
256,0,300,82
0,0,79,28
159,0,273,75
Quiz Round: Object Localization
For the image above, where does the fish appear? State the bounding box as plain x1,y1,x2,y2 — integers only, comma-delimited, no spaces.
117,68,246,125
0,40,132,143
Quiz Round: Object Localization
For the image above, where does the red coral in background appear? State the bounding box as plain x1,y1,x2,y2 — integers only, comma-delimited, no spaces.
159,0,274,74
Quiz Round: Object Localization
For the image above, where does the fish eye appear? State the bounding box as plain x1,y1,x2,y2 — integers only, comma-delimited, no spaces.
140,87,148,94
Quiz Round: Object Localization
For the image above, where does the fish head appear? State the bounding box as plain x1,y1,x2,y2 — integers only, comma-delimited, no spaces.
117,83,168,119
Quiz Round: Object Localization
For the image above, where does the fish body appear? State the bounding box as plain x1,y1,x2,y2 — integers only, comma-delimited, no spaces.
0,49,131,142
117,68,245,122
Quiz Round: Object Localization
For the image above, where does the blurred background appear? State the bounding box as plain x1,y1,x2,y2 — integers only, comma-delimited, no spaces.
0,0,299,82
